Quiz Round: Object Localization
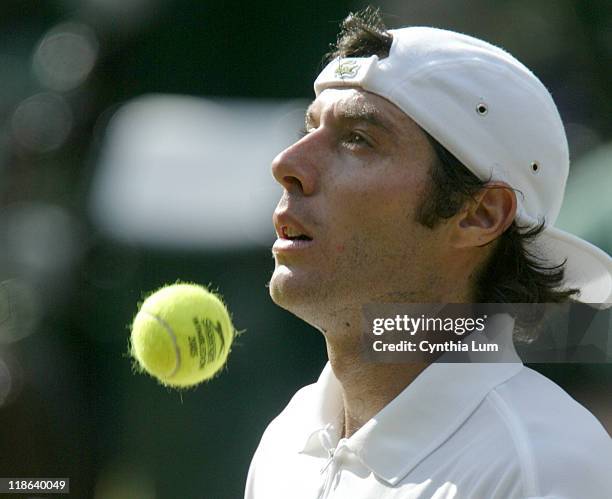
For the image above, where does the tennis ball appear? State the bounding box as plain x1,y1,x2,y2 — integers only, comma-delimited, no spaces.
130,283,234,388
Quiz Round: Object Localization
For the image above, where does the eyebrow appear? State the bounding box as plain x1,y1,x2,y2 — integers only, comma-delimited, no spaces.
305,100,395,134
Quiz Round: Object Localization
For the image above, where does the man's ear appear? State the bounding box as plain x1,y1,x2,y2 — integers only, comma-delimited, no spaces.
452,182,517,248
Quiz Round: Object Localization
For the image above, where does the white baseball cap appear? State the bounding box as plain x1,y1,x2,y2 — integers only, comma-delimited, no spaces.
314,26,612,304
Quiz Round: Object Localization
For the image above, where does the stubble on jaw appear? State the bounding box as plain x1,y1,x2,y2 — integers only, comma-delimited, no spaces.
268,210,451,335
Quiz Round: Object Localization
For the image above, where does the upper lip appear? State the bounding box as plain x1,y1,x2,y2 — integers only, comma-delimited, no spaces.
273,210,313,240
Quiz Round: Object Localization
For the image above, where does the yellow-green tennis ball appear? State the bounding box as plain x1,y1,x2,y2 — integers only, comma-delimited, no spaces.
130,283,234,388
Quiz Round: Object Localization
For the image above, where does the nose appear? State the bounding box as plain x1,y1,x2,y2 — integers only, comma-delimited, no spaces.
271,135,317,196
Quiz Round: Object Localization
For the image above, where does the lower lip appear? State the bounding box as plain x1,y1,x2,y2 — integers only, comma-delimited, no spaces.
272,238,314,253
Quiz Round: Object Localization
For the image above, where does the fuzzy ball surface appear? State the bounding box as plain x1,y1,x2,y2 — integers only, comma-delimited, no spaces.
131,283,234,388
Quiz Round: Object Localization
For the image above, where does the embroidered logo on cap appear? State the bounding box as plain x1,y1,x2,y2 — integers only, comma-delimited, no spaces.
334,59,360,79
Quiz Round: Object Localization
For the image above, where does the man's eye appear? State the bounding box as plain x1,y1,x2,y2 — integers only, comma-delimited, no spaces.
344,132,371,147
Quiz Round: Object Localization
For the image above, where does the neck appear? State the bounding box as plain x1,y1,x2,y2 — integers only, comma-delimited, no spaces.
317,270,477,438
324,319,428,438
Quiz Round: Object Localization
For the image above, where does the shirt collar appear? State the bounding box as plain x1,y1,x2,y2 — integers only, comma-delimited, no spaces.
298,362,345,455
296,313,524,485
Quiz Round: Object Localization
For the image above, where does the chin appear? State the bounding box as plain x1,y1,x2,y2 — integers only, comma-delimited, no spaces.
269,265,304,304
269,265,325,317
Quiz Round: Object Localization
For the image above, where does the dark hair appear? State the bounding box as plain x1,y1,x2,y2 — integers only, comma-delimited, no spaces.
326,7,578,303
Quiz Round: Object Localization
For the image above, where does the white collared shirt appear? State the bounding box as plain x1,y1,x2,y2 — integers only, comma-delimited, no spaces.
245,360,612,499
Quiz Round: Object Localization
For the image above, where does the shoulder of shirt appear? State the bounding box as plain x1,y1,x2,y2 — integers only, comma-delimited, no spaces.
484,366,612,498
256,380,320,443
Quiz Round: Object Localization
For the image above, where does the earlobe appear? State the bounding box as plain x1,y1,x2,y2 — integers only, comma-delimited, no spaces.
453,183,517,248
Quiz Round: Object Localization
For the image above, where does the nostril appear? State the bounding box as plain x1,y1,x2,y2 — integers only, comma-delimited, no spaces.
283,176,303,192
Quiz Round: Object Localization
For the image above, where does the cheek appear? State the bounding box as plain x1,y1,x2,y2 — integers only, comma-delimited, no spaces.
330,168,429,230
316,155,434,271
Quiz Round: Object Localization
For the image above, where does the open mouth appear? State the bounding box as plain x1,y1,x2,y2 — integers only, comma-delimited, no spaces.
273,224,314,253
281,226,313,242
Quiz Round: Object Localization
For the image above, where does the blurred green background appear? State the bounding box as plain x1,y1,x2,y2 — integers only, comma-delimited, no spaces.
0,1,610,498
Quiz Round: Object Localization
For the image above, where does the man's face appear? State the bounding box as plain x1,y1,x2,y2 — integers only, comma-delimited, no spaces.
269,88,452,327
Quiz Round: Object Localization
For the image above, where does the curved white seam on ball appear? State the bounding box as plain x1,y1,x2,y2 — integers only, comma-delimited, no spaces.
140,310,181,378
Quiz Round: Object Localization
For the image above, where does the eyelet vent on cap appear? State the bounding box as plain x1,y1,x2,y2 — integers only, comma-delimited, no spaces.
531,161,540,174
476,103,488,115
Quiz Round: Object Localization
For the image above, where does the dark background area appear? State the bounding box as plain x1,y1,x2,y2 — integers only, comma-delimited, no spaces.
0,1,610,498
